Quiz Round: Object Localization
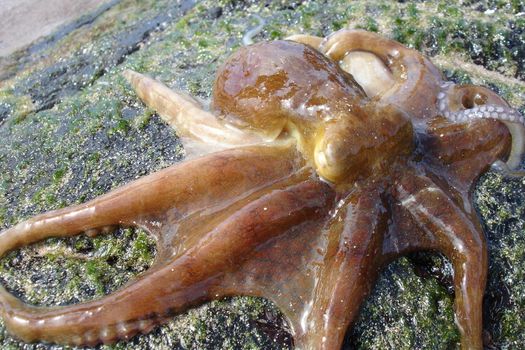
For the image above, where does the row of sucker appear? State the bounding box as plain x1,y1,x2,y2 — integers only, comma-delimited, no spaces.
437,82,525,126
437,81,525,169
65,310,165,347
0,220,162,347
0,285,159,347
84,225,118,238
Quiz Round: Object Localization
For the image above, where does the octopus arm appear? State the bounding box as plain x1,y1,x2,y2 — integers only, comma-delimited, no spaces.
319,29,443,118
123,70,265,156
299,184,388,349
284,34,323,49
437,83,525,170
219,184,387,350
388,170,487,350
0,144,327,346
0,176,332,346
421,115,511,193
0,145,301,257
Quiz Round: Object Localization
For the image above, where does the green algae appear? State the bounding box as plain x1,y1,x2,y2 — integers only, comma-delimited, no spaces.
475,172,525,348
0,0,524,349
348,258,459,349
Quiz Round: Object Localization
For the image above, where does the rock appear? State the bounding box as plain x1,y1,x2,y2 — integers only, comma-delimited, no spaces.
0,0,523,349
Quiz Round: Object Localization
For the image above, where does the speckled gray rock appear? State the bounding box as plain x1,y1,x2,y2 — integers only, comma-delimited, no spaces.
0,0,524,349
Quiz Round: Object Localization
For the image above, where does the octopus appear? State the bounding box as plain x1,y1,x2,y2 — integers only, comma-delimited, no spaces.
0,29,524,350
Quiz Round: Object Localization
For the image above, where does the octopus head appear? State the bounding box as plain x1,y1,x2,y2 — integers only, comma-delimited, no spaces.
213,40,414,184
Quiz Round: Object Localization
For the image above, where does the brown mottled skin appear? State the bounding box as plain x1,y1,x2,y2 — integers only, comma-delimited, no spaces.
0,30,518,349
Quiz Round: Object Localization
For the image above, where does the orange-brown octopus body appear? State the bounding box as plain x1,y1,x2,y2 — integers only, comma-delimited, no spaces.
212,40,414,184
0,30,523,350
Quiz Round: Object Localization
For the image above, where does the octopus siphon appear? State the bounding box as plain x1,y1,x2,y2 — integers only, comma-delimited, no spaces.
0,29,524,350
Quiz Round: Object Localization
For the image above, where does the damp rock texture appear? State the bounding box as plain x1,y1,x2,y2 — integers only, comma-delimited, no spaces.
0,0,524,349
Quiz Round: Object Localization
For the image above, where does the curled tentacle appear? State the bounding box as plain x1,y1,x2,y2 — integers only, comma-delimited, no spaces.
0,157,330,346
338,51,396,98
438,82,525,169
490,160,525,177
285,34,323,49
287,32,395,98
319,29,443,119
242,14,266,46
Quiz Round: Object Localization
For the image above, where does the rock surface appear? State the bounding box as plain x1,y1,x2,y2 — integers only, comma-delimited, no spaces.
0,0,112,57
0,0,524,349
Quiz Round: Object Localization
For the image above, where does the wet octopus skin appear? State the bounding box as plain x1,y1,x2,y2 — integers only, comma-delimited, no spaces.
0,29,523,349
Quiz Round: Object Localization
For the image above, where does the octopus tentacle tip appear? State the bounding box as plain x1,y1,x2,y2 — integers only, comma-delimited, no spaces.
0,29,519,349
492,161,525,178
122,68,133,78
242,14,266,46
437,81,524,169
122,68,140,84
285,34,323,49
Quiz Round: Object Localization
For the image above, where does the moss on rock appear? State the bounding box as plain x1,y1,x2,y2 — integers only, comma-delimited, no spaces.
0,0,524,349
